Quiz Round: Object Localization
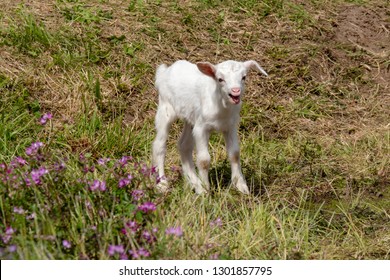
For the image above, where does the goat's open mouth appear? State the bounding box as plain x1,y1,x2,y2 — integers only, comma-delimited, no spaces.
229,94,241,104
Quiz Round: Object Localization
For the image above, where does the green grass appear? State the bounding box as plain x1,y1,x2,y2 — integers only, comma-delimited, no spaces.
0,0,389,259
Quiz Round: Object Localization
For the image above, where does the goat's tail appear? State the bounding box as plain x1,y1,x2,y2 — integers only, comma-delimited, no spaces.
156,63,168,77
155,64,168,89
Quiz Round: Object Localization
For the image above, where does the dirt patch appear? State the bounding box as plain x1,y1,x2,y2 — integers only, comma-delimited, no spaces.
333,4,390,85
335,5,389,56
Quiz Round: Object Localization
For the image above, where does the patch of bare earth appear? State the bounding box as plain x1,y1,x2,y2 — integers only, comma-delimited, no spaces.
334,4,390,85
307,3,389,134
313,3,389,191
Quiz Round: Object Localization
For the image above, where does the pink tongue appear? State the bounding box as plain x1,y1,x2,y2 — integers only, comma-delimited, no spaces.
232,96,240,104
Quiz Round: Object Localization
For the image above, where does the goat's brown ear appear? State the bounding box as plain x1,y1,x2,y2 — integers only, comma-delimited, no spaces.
197,62,216,79
243,60,268,76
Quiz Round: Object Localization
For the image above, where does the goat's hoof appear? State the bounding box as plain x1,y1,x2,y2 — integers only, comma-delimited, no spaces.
236,183,250,195
156,180,169,193
194,186,208,195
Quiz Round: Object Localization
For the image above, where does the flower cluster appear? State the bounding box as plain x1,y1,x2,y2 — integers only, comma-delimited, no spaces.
129,247,150,259
165,226,183,237
88,180,107,192
131,189,144,201
2,227,15,244
107,245,125,256
1,140,67,190
137,201,156,213
26,166,49,186
25,142,44,157
73,151,166,260
39,112,53,125
118,174,133,188
0,112,189,260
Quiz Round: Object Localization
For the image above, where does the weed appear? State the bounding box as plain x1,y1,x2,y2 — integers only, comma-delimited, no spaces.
1,12,53,57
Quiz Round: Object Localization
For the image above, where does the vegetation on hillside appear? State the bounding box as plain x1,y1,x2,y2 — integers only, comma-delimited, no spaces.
0,0,389,259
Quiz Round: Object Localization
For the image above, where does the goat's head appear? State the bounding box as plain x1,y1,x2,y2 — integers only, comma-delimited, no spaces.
197,60,268,105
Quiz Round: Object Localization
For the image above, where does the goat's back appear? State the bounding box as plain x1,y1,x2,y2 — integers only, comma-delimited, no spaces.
155,60,215,123
155,60,205,95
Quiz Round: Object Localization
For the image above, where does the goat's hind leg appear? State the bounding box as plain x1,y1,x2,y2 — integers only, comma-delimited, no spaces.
178,121,207,194
152,101,176,192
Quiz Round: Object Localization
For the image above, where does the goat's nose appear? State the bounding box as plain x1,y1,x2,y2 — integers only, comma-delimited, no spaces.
231,87,241,96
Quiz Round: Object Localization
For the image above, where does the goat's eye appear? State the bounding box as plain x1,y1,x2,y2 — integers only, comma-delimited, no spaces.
218,78,224,83
242,76,246,81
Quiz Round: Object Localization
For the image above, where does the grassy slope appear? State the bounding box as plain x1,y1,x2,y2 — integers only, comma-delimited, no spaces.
0,0,389,259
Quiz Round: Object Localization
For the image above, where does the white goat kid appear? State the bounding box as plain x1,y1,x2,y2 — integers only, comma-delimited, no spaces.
152,60,268,194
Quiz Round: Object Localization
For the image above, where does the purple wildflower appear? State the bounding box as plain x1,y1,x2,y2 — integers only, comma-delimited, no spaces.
98,210,105,217
5,227,14,235
8,245,17,253
141,230,156,243
79,153,86,162
88,180,106,191
125,220,139,232
165,226,183,237
62,240,71,249
210,217,223,228
118,156,132,167
2,235,12,244
97,158,110,166
53,161,66,172
13,207,25,215
82,165,95,174
24,176,32,186
27,212,36,220
107,245,125,256
156,175,166,184
128,249,139,259
131,189,144,201
99,181,107,191
150,166,158,175
10,157,27,167
25,142,44,156
118,174,133,188
138,247,150,257
129,248,150,259
209,253,219,260
2,227,14,244
141,230,153,243
30,166,49,185
119,253,128,260
137,202,156,213
85,201,92,209
140,164,149,176
39,112,53,125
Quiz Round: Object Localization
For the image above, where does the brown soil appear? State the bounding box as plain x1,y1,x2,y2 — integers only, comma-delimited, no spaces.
333,4,390,85
335,5,389,56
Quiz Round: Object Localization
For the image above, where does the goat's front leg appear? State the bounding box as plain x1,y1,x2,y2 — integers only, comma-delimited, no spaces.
152,102,176,192
223,129,249,194
193,125,211,194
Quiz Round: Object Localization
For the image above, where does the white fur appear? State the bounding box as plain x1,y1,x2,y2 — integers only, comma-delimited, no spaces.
152,59,268,194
